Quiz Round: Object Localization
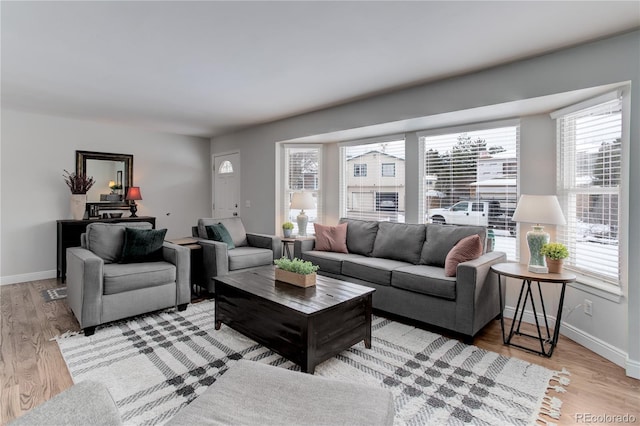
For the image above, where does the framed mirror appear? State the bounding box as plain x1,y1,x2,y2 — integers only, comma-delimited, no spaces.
76,150,133,211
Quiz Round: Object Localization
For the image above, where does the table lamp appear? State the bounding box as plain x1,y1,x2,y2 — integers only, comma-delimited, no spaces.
290,192,315,237
125,186,143,217
512,194,566,273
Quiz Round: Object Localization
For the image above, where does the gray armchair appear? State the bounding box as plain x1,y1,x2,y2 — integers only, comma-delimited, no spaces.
195,217,281,292
66,222,190,336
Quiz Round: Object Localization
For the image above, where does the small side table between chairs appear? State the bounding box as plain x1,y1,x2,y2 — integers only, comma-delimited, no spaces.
491,262,576,357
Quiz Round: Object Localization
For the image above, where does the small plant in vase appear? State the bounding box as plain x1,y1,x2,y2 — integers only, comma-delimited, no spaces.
274,257,319,287
540,242,569,274
282,221,294,238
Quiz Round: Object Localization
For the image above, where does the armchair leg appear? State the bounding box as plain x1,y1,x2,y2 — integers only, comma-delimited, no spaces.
177,303,188,312
84,326,96,337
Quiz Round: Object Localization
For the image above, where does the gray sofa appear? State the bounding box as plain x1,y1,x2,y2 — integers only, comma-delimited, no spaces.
66,222,191,336
194,217,282,292
294,218,506,340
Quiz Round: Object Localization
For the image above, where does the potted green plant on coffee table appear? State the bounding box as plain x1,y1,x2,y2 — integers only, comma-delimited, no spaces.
274,257,319,287
540,242,569,273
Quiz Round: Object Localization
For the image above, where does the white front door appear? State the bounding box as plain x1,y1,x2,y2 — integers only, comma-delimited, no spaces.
213,152,240,219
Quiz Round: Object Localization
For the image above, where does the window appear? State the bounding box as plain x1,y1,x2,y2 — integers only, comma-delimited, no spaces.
354,164,367,177
554,94,623,284
381,163,396,177
218,160,233,174
341,138,405,222
419,124,519,260
284,146,321,235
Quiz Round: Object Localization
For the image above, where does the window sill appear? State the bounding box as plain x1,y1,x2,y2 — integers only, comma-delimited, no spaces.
567,272,624,303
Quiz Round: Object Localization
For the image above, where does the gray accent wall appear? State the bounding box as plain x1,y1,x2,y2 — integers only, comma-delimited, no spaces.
211,31,639,377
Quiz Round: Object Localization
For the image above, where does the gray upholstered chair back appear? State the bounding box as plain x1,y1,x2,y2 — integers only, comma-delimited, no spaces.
197,217,248,247
81,222,152,263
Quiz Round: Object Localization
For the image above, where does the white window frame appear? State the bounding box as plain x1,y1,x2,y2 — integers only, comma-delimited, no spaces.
551,89,628,295
281,144,322,236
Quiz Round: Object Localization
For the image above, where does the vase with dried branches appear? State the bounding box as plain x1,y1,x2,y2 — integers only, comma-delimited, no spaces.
64,169,95,220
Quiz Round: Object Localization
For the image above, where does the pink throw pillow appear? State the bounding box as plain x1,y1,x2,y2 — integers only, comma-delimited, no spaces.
313,223,348,253
444,234,483,277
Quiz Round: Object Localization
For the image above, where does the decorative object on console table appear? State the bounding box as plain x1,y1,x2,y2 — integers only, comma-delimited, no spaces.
511,194,566,273
273,257,319,287
290,191,315,237
63,169,95,220
540,242,569,274
126,186,142,217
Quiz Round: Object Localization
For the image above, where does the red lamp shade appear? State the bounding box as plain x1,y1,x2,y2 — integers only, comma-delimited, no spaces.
125,186,142,201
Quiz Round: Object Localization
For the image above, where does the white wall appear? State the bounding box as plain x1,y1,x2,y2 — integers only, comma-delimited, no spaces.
212,31,640,376
0,110,211,284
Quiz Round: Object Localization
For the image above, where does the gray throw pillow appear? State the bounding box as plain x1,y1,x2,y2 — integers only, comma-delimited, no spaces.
120,228,167,263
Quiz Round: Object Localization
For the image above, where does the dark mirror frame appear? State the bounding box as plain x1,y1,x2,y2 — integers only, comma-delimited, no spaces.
76,150,134,211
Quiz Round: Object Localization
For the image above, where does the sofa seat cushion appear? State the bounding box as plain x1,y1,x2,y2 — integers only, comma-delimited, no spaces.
301,251,365,275
228,246,273,271
372,222,426,264
103,261,176,295
421,224,486,267
391,265,457,300
342,257,411,286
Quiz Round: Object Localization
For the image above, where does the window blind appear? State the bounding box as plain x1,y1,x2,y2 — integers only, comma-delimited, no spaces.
341,139,405,222
285,146,321,236
556,97,621,284
420,125,519,260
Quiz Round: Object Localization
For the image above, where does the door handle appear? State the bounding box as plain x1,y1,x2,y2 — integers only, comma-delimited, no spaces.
235,203,238,208
233,212,238,216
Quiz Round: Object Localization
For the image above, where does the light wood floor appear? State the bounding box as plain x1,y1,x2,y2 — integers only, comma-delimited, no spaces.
1,278,638,425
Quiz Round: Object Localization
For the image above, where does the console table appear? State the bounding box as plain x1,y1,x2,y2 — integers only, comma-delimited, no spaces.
56,216,156,282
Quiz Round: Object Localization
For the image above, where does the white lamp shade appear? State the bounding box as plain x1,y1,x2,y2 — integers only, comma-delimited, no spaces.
290,192,315,210
512,194,566,226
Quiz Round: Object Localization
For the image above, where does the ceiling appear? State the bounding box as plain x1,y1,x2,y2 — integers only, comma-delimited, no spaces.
2,1,639,138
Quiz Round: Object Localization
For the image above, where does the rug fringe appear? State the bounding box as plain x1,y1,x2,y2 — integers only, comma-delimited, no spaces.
49,330,82,341
538,368,570,424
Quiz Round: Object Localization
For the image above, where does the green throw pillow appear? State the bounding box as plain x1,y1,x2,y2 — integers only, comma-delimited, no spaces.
120,227,167,263
205,223,235,249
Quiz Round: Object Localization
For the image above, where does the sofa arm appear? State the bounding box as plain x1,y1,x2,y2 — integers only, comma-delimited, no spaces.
454,251,507,337
198,239,229,281
162,242,191,305
293,238,316,259
66,247,104,329
247,233,282,259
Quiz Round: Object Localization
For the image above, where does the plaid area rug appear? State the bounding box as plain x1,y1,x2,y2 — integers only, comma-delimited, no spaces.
56,301,569,426
41,286,66,302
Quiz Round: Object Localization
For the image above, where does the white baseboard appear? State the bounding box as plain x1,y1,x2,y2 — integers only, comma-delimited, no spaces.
503,305,628,370
625,357,640,379
0,270,57,286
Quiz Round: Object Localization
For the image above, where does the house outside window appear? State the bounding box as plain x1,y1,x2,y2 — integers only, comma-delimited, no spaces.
553,93,623,285
419,124,519,260
341,138,405,222
354,164,367,177
381,163,396,177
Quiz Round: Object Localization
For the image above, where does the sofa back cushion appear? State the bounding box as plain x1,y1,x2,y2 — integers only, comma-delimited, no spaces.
371,222,426,264
84,222,152,263
198,217,247,247
338,218,378,256
421,224,486,267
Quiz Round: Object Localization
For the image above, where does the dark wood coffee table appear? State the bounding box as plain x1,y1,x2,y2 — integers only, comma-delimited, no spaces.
213,266,375,374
